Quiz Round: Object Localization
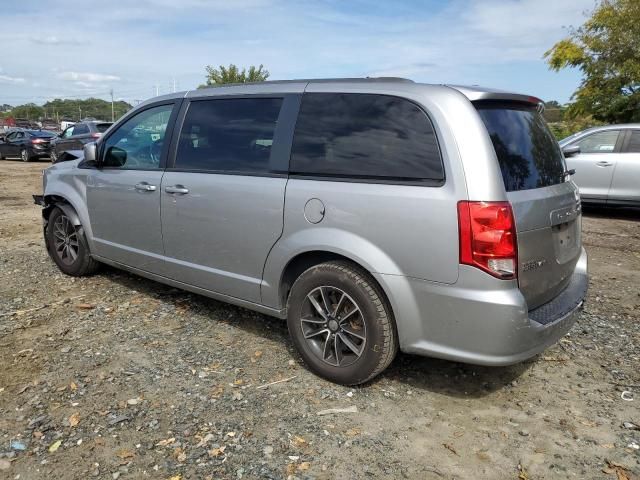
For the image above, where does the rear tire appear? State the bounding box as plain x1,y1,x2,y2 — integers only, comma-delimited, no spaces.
286,261,398,385
46,206,100,276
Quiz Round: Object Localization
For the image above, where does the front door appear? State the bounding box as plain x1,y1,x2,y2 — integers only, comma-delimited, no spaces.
160,96,289,303
86,102,177,273
565,129,622,201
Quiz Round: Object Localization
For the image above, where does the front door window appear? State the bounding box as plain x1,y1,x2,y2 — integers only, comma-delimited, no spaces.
102,104,173,169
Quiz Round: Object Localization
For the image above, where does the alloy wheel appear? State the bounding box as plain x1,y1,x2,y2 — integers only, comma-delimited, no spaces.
300,286,367,367
52,215,79,265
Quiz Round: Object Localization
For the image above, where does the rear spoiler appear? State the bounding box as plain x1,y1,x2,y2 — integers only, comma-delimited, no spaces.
446,85,544,110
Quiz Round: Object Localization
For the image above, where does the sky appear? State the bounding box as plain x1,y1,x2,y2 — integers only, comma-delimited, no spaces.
0,0,596,107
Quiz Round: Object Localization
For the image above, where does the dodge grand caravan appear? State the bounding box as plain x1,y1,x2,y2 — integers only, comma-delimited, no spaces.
35,78,588,385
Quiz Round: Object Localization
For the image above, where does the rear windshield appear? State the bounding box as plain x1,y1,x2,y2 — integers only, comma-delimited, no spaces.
475,102,566,192
28,130,55,138
96,123,112,133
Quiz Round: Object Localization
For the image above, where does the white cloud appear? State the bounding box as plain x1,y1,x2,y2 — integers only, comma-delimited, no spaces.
0,74,25,84
0,0,596,103
31,35,74,45
57,71,120,82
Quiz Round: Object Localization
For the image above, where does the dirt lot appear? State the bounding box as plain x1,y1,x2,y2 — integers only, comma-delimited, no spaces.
0,160,638,480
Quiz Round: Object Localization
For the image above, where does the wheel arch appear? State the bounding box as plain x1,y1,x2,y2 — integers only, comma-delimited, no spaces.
43,189,94,249
275,250,397,325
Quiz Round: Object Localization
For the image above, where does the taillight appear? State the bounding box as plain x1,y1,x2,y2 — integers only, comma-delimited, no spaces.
31,138,46,144
457,201,517,279
91,133,102,139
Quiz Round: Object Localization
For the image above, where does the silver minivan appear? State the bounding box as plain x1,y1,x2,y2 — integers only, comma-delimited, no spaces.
36,78,588,385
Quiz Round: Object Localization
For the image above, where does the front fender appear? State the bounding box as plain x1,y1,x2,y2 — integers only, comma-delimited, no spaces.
44,179,93,250
261,227,403,309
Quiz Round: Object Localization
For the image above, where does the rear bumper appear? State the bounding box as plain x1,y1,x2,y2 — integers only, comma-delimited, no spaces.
377,247,588,366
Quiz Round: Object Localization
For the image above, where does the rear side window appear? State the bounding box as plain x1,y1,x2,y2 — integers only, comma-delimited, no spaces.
96,123,112,133
175,98,283,173
73,124,89,135
476,102,566,192
574,130,620,153
624,130,640,153
290,93,443,182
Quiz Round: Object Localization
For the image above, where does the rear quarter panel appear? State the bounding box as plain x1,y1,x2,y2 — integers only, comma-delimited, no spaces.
261,84,485,309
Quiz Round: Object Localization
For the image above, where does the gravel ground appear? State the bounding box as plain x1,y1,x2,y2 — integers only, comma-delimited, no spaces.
1,160,639,480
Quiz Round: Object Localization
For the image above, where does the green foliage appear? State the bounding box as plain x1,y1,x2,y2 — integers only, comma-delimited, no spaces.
544,0,640,123
547,116,606,140
43,98,132,121
10,103,44,120
199,64,270,88
543,101,566,123
2,98,132,122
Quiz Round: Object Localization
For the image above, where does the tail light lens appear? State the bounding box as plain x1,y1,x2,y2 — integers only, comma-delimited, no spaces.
457,201,517,279
31,138,46,144
91,133,102,139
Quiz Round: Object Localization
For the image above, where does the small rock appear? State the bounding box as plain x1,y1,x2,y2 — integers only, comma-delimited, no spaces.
112,472,120,479
519,430,530,437
61,346,71,354
263,446,273,456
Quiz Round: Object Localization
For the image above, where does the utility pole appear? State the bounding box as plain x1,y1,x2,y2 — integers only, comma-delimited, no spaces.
155,84,160,97
79,106,82,121
110,88,115,122
173,78,177,93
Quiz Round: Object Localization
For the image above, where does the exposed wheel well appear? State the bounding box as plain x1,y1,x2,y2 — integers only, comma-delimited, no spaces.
43,195,71,220
279,251,393,317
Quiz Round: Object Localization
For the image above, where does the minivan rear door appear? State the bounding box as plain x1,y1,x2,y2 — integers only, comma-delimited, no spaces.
476,102,582,309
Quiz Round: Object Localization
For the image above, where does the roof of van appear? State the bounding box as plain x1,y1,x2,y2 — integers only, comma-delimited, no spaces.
144,77,541,107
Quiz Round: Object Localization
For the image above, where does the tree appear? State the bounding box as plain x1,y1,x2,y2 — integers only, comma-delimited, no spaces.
199,64,269,88
545,0,640,123
543,100,565,123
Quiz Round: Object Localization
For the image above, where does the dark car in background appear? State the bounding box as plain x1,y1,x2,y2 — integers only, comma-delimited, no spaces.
51,121,112,162
0,128,56,161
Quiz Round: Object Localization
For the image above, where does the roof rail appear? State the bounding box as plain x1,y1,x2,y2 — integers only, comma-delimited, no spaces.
198,77,414,89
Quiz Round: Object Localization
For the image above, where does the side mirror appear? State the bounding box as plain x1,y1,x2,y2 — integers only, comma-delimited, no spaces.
562,145,581,157
83,142,97,164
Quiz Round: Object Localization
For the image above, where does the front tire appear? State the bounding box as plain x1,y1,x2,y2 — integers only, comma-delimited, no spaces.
46,206,99,276
287,261,398,385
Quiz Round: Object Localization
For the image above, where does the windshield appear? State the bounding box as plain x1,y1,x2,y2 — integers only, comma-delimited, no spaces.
475,102,566,192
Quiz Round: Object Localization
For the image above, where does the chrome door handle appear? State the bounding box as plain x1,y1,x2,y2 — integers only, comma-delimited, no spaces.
165,185,189,195
135,182,156,191
596,161,613,167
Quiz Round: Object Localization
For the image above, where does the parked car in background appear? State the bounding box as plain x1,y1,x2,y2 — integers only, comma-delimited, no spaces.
36,79,588,385
560,125,640,207
0,128,56,161
51,121,113,162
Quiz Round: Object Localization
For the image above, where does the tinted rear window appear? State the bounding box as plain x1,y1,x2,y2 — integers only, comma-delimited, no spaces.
476,102,566,192
291,93,443,182
73,124,89,135
96,123,112,133
28,130,55,138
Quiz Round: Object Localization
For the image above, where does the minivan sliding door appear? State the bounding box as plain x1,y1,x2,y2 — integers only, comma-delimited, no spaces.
160,95,299,303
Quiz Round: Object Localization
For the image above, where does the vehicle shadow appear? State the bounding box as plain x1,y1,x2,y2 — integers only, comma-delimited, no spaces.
582,204,640,221
99,265,532,399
